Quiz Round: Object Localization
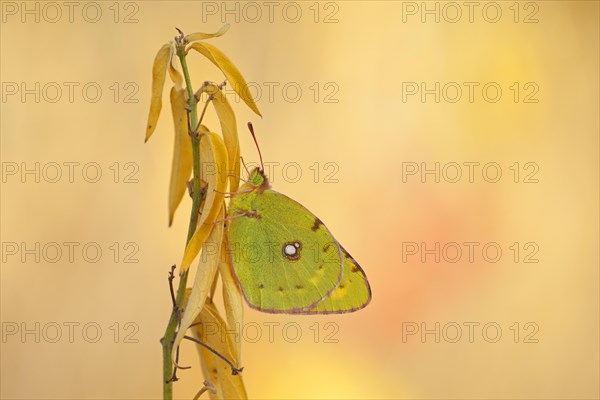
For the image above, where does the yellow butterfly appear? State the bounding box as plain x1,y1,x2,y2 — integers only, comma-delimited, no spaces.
227,165,371,314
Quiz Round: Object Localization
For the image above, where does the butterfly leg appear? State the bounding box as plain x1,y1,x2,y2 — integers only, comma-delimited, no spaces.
213,211,258,225
214,188,254,197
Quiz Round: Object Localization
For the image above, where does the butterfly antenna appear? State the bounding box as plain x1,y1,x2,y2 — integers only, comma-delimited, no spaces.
240,156,250,175
247,122,264,171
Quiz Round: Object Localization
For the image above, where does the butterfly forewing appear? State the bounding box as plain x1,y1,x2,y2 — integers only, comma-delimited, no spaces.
228,189,343,313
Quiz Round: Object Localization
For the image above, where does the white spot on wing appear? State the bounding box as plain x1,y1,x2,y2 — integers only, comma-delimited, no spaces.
284,244,297,256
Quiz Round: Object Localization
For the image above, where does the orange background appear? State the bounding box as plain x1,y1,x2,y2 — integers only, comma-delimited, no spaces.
1,1,598,399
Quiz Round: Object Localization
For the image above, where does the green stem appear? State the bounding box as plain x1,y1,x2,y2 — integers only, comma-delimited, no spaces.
162,39,204,400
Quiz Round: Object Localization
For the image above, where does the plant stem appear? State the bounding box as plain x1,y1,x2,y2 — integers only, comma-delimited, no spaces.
162,39,204,400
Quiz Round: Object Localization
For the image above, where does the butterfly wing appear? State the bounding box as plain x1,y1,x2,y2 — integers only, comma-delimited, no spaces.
228,189,343,313
301,246,371,314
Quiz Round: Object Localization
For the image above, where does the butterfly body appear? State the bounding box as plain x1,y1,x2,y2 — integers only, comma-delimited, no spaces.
227,168,371,314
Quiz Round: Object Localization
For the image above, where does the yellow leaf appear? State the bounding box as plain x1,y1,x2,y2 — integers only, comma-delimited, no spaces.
145,43,172,142
209,262,220,300
185,24,230,43
168,87,193,226
219,223,244,363
193,301,247,400
205,84,241,192
188,42,262,117
180,131,229,273
172,207,224,364
168,50,184,90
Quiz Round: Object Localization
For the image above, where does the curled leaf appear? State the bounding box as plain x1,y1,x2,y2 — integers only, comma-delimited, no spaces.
180,130,229,272
168,50,184,90
185,24,230,43
172,207,224,365
168,87,193,226
204,84,241,192
219,222,244,363
193,301,247,400
146,43,173,142
188,42,261,117
209,262,220,300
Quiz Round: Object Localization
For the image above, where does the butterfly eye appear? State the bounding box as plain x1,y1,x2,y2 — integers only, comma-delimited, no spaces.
282,241,302,260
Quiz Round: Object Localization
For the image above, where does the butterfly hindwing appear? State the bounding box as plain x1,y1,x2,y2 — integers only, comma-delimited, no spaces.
301,246,372,314
228,188,343,313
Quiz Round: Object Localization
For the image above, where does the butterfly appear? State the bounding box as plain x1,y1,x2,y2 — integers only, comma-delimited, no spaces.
226,166,371,314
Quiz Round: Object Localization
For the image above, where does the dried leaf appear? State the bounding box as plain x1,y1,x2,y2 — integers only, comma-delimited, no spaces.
145,43,173,142
188,42,261,117
180,131,229,273
193,301,247,400
168,87,193,226
168,51,184,90
172,207,224,363
205,84,241,192
185,24,230,43
209,262,220,300
219,223,244,363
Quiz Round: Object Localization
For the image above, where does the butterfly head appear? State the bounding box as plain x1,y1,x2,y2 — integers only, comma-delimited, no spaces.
248,167,271,192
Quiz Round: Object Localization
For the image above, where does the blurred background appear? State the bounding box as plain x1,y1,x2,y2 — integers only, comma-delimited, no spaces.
1,1,598,399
